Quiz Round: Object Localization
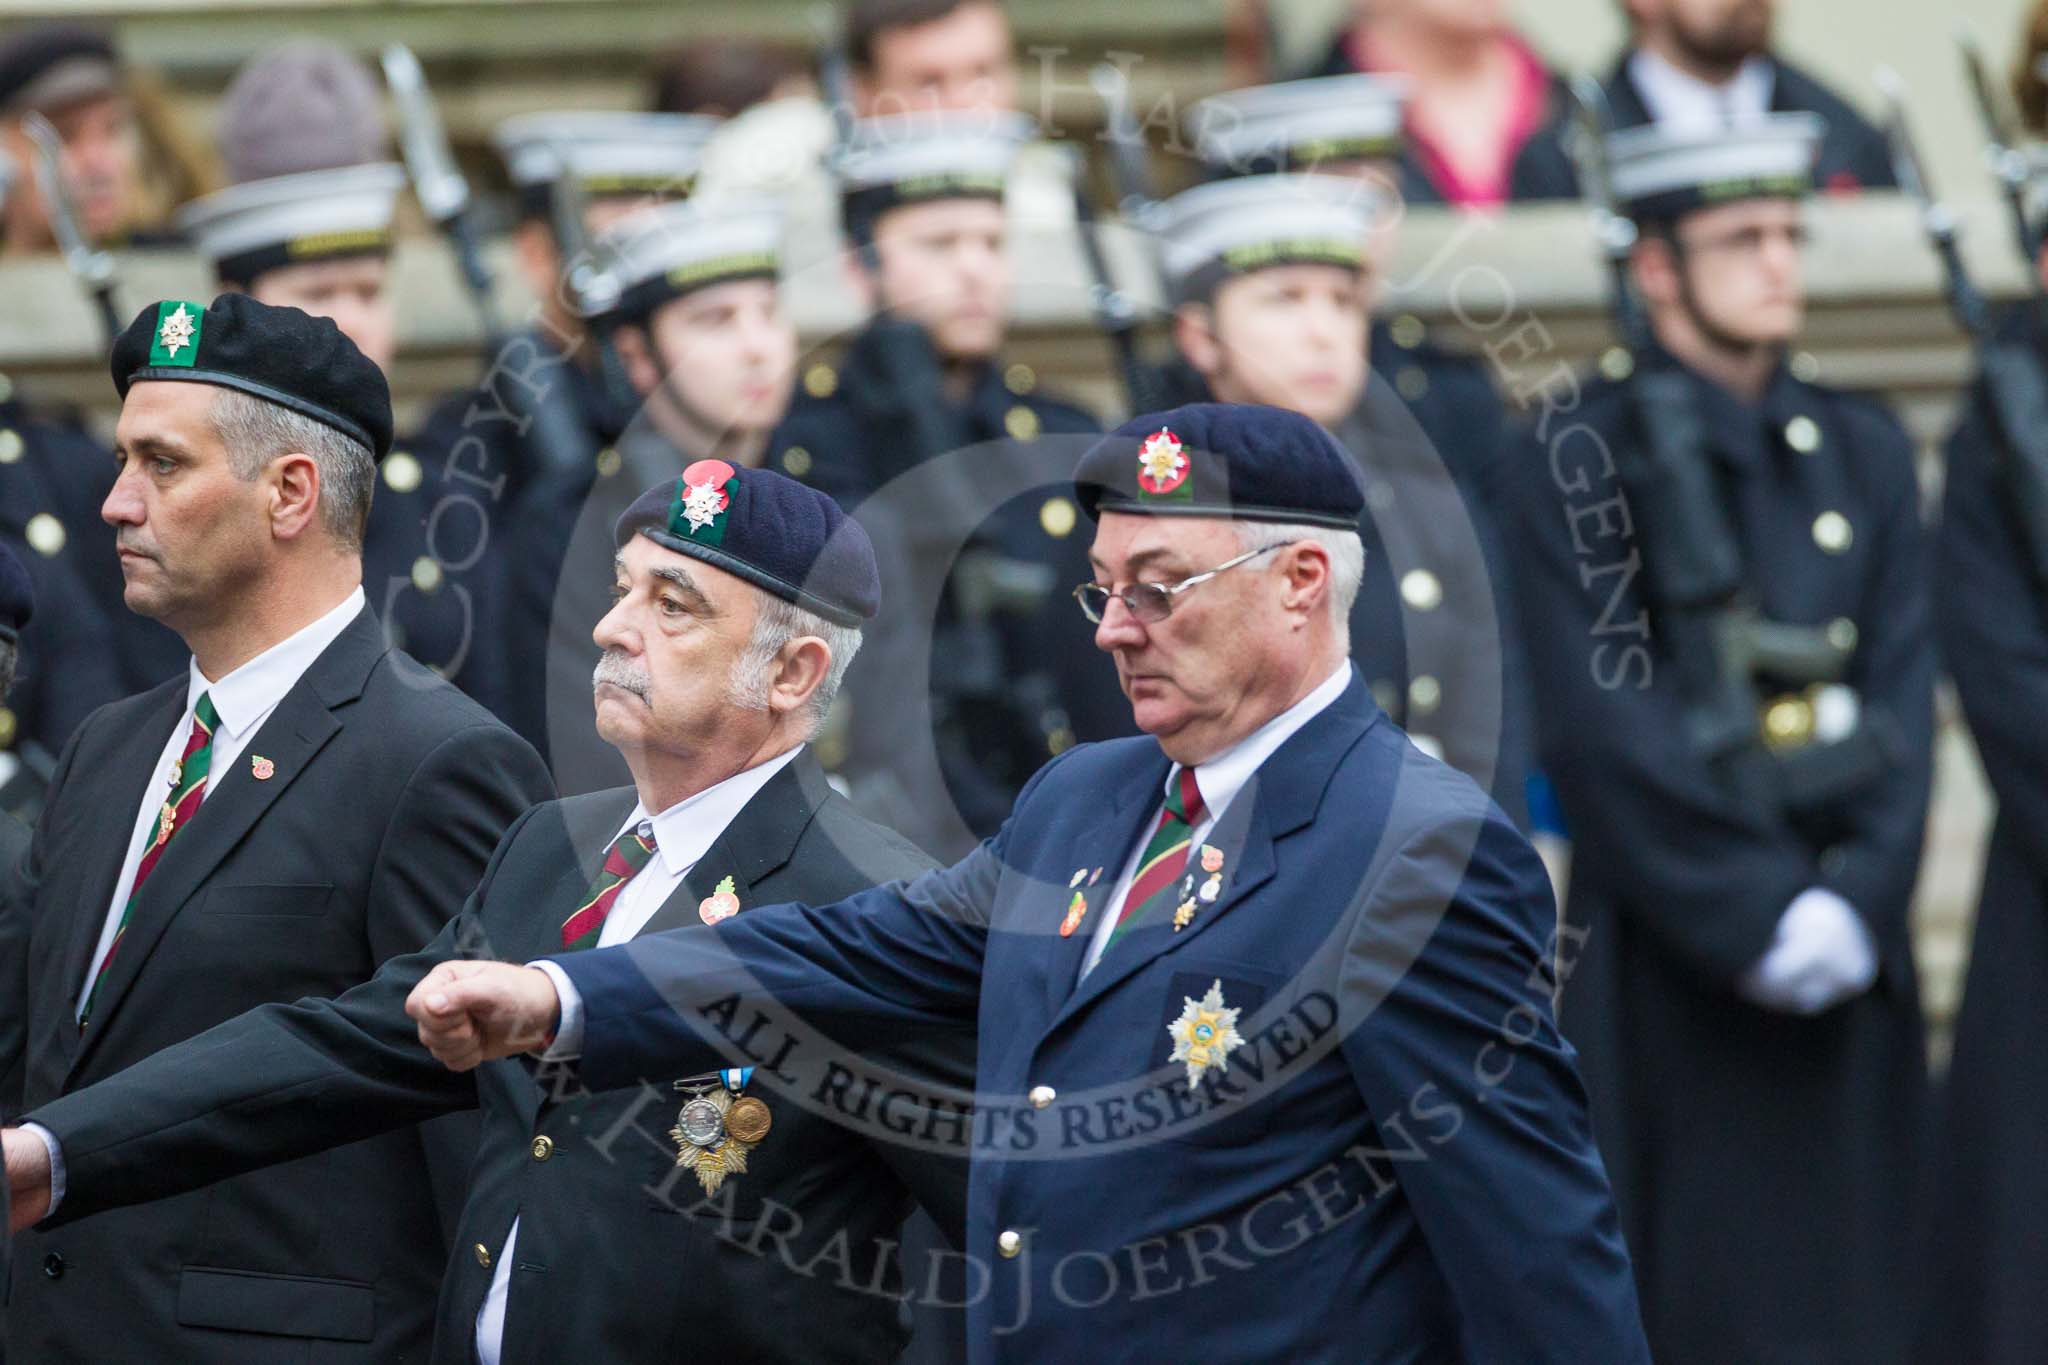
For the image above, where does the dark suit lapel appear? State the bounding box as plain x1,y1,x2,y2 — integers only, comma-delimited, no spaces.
70,610,386,1080
638,749,828,939
1047,675,1379,1036
55,683,187,1027
1038,753,1171,1018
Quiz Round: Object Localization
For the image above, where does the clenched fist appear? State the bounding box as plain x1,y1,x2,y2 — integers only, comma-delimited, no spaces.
405,960,562,1071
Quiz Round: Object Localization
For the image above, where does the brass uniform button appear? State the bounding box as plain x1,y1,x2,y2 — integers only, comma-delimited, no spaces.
474,1243,493,1269
0,429,22,464
1028,1085,1056,1110
1389,313,1426,350
1370,678,1400,713
1039,497,1076,538
1399,569,1443,612
531,1135,554,1162
1004,363,1037,395
780,446,813,479
1598,347,1635,382
411,556,444,594
1046,726,1075,755
1408,674,1442,717
1790,350,1821,382
1394,366,1428,402
25,513,64,557
1783,416,1821,454
1812,511,1853,554
1826,617,1858,652
1762,694,1815,750
0,372,14,403
0,706,16,750
804,363,838,399
1004,404,1041,442
594,447,622,479
382,450,424,493
997,1230,1023,1259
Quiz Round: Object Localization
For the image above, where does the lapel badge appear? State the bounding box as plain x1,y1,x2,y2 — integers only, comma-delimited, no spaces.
699,875,740,925
1059,890,1088,938
1199,845,1224,874
1168,979,1246,1088
154,801,176,847
1172,898,1197,932
1198,875,1222,904
1068,868,1086,889
250,755,275,781
1089,866,1103,886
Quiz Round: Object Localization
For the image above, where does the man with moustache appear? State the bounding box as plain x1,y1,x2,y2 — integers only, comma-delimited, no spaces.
0,295,552,1361
3,467,971,1365
1500,117,1932,1363
404,403,1651,1363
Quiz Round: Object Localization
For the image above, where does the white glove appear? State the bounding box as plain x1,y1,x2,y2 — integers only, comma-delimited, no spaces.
1736,887,1878,1015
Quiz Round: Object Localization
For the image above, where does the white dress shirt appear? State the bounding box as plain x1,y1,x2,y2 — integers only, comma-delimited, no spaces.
1081,662,1354,976
481,743,802,1365
1628,47,1775,134
28,588,367,1206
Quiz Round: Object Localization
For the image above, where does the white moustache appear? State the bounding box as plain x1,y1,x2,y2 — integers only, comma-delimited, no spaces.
592,651,650,697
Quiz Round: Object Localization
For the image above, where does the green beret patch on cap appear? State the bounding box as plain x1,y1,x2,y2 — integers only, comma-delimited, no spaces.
149,300,204,368
668,458,738,547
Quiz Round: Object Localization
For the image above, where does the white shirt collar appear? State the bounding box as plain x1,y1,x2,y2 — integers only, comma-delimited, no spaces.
187,587,366,739
1174,661,1353,827
618,743,806,878
1628,47,1775,134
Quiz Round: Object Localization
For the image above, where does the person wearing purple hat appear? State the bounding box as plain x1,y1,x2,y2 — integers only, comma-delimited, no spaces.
406,401,1650,1363
0,466,973,1365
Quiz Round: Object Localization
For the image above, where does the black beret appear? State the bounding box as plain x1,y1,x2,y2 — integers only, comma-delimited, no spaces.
0,24,117,114
0,540,32,643
110,295,394,457
615,464,879,627
1075,402,1365,530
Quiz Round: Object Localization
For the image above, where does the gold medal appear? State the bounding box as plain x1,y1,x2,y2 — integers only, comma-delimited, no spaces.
668,1080,762,1196
725,1095,773,1144
1172,898,1197,931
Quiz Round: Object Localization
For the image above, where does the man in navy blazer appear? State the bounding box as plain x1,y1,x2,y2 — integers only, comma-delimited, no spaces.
411,403,1650,1362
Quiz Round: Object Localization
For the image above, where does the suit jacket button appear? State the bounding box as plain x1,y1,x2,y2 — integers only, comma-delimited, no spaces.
475,1243,493,1269
1027,1085,1056,1110
531,1135,554,1162
997,1230,1022,1259
42,1253,65,1279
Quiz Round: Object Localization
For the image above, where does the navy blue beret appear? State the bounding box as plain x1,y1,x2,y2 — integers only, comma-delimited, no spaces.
615,464,879,627
111,294,395,457
0,540,33,641
1074,402,1365,530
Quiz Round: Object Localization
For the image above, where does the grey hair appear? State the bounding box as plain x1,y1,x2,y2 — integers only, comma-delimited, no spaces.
1236,519,1365,637
725,589,864,737
208,388,376,550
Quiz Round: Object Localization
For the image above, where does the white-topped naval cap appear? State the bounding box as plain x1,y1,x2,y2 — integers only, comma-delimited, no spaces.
1153,172,1388,294
493,111,723,192
1185,74,1409,174
1607,111,1823,216
176,162,405,278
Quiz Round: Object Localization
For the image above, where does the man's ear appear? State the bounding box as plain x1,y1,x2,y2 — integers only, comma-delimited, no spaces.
1173,302,1222,379
841,245,879,314
767,634,833,719
1277,539,1333,626
610,323,659,399
267,451,325,542
1630,234,1681,310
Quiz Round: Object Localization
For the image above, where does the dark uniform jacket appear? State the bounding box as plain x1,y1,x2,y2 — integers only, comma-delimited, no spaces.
23,750,972,1365
1502,361,1932,1365
769,323,1130,858
1,607,552,1363
550,673,1651,1363
1920,309,2048,1365
1507,51,1898,202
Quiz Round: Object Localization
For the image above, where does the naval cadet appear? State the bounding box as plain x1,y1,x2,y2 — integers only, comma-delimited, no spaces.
502,194,796,790
407,402,1652,1363
3,467,973,1365
1499,115,1932,1364
775,109,1126,856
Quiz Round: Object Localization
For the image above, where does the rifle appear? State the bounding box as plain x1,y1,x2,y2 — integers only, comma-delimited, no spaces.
1055,143,1162,416
1955,27,2045,281
1562,77,1855,812
22,112,120,347
1881,65,2048,592
382,44,499,337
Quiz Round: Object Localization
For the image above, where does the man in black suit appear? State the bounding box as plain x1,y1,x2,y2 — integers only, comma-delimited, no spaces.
0,295,553,1361
4,467,970,1364
0,541,35,1309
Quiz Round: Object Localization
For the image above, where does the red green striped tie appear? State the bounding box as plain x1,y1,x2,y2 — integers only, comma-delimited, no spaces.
81,692,217,1027
1106,766,1207,949
560,822,658,951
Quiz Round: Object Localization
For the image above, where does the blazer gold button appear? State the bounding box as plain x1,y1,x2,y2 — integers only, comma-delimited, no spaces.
25,513,64,557
382,450,423,493
781,446,813,479
0,429,22,464
1038,497,1075,539
1783,416,1821,454
1598,346,1634,381
474,1243,493,1269
997,1229,1022,1258
531,1135,554,1161
411,556,443,594
594,447,622,479
804,363,838,399
1408,674,1442,717
1028,1085,1056,1110
1812,511,1852,554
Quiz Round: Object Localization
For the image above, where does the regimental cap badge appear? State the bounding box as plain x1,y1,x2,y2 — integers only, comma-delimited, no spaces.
669,458,738,546
1136,427,1191,500
150,300,204,368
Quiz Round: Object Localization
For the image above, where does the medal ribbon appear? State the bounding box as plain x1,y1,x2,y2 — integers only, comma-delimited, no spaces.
560,823,658,950
1106,766,1206,948
81,692,218,1027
